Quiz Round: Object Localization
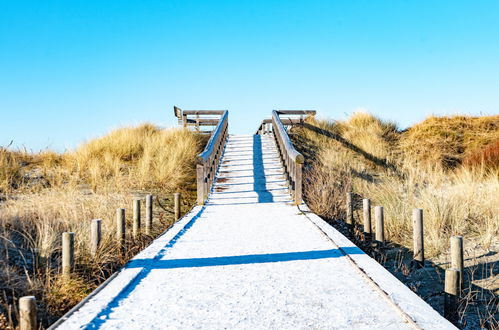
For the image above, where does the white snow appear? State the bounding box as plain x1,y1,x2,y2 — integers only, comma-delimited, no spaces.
56,134,455,330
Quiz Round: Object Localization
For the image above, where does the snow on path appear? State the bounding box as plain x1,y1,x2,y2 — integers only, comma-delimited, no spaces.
57,135,455,329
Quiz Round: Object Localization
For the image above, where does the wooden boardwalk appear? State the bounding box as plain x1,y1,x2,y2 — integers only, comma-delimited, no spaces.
55,134,454,329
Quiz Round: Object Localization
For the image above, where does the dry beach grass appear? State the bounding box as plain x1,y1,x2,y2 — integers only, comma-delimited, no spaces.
0,124,206,327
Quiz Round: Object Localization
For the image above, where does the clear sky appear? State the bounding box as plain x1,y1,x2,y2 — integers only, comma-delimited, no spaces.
1,1,498,151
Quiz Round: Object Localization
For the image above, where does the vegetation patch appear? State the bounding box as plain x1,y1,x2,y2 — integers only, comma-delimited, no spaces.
0,124,206,328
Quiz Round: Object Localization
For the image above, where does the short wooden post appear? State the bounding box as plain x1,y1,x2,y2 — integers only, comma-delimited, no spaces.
346,192,354,225
451,236,464,289
62,232,74,278
116,208,125,249
375,206,385,243
444,268,460,323
133,198,141,238
32,248,40,273
363,198,372,235
412,208,424,267
174,193,181,221
90,219,102,257
145,195,153,235
19,296,36,330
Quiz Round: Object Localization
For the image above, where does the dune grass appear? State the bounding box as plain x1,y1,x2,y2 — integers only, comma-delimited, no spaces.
0,124,206,327
292,112,499,257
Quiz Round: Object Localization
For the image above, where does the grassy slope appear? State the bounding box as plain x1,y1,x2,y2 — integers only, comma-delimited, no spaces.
0,124,206,327
292,112,499,255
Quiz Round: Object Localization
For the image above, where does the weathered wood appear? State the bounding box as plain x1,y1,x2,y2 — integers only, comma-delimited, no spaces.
295,163,302,205
346,192,354,225
363,198,372,235
62,232,74,278
182,110,226,115
90,219,102,257
451,236,464,288
133,199,141,238
271,111,305,205
375,206,385,243
145,195,153,235
197,164,205,205
412,209,424,267
32,248,40,273
174,193,181,221
116,208,126,249
276,110,316,115
444,268,460,323
19,296,36,330
272,111,304,163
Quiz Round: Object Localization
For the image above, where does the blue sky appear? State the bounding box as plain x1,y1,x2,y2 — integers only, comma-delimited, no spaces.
1,1,498,151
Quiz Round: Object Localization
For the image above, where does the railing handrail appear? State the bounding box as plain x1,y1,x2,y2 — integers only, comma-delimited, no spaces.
272,110,304,164
198,110,228,163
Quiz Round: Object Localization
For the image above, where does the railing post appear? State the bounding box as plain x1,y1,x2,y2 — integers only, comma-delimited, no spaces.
197,164,205,205
295,161,302,204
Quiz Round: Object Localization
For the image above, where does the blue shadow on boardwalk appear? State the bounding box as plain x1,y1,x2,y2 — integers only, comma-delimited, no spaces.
84,235,364,328
126,247,363,269
253,135,274,203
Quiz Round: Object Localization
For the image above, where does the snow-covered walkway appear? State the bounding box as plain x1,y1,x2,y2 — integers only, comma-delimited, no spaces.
56,135,454,329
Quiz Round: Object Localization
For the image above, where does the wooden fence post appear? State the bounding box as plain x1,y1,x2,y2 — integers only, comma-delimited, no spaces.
375,206,385,243
19,296,36,330
116,208,125,250
90,219,102,257
174,193,181,221
62,232,74,279
412,208,424,268
451,236,464,289
444,268,460,323
145,195,153,235
346,192,354,225
363,198,371,235
133,198,141,238
32,248,40,273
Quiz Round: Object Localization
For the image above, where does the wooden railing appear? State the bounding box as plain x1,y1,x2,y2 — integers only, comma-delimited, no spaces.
195,110,229,205
257,110,316,204
174,106,226,134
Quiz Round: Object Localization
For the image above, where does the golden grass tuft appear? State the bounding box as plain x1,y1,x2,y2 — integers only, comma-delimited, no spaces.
399,115,499,169
69,124,205,192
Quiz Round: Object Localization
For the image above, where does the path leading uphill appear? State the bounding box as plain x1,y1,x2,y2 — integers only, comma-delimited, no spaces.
56,135,454,329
